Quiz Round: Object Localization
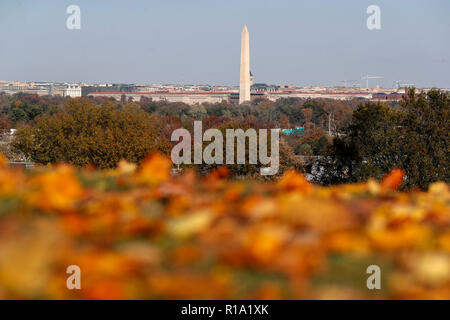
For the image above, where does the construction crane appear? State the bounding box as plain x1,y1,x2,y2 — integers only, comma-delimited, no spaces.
362,75,384,89
341,80,358,88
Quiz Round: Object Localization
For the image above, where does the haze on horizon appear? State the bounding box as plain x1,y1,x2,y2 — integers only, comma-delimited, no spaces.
0,0,449,88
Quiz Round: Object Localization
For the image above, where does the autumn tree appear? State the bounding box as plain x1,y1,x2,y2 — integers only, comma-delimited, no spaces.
185,120,303,179
0,115,11,133
279,114,291,129
11,98,170,168
301,108,313,131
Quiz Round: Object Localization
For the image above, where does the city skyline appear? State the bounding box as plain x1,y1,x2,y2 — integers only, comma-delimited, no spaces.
0,0,449,87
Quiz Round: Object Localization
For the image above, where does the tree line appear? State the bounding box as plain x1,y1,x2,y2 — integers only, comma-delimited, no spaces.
2,89,448,188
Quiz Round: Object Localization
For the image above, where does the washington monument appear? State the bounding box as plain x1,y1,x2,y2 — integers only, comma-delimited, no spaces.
239,25,251,104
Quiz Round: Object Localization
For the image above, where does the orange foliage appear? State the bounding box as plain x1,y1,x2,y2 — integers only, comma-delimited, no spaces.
381,168,405,190
0,154,448,299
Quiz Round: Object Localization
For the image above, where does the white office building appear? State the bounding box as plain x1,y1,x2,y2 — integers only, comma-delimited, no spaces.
63,84,82,97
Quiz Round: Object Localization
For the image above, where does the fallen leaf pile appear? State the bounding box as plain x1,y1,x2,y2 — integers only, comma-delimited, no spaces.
0,154,448,299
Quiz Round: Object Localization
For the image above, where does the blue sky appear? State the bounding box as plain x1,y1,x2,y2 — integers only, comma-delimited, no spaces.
0,0,449,87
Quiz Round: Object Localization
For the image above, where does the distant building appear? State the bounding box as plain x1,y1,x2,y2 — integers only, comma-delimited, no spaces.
81,84,137,97
63,85,82,97
371,92,404,101
88,91,231,104
265,91,373,101
251,83,279,92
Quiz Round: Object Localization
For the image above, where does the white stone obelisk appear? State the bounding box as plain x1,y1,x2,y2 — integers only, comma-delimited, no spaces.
239,25,251,104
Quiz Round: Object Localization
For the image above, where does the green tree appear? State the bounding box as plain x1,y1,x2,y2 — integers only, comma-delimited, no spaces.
8,108,28,124
400,89,449,188
319,89,449,189
297,143,313,156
